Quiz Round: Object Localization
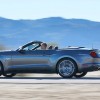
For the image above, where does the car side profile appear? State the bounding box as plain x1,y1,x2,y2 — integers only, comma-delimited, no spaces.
0,41,100,78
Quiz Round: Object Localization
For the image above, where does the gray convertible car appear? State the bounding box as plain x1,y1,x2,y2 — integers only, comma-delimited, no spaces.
0,41,100,78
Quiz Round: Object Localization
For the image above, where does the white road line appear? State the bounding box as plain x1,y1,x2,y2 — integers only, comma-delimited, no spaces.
0,78,100,84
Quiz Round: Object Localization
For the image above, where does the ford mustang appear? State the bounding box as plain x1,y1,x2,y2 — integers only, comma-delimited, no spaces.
0,41,100,78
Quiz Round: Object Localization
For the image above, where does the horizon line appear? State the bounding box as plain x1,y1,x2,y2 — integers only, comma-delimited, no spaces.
0,16,100,22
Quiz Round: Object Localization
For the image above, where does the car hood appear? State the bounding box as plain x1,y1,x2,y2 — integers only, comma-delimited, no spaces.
0,50,16,55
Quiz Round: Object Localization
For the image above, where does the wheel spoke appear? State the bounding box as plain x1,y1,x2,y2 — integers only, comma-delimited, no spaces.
59,60,75,77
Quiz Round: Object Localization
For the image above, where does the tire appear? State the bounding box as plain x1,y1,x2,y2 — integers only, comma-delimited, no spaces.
57,58,77,78
0,67,2,76
3,73,16,78
0,62,3,76
0,62,16,77
74,72,87,78
0,72,2,76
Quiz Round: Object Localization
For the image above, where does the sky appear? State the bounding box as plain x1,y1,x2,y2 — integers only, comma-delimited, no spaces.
0,0,100,21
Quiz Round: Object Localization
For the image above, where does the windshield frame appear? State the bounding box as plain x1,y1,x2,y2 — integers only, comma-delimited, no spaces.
17,41,43,51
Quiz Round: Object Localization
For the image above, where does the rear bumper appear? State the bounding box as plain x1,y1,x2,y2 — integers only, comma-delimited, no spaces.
81,63,100,72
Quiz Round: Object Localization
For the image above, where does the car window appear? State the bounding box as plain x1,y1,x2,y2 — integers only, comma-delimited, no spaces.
23,43,39,51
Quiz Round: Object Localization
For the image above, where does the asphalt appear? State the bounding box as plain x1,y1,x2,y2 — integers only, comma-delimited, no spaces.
0,76,100,84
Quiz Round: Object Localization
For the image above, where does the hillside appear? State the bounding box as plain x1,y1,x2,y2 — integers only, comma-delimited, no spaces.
0,17,100,49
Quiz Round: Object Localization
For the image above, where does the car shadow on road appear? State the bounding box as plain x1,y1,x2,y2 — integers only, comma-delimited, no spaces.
0,76,100,80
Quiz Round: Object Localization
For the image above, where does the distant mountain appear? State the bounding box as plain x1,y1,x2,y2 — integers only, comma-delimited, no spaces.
0,17,100,49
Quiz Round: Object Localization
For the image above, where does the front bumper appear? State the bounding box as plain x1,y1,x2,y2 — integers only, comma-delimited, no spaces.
81,63,100,72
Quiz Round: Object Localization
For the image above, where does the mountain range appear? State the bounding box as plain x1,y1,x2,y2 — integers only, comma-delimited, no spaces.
0,17,100,49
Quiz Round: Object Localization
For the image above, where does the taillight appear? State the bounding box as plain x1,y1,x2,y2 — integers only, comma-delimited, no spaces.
90,51,97,58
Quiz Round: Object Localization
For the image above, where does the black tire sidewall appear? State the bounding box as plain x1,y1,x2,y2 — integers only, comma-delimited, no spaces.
3,73,16,78
0,63,4,76
0,62,16,77
74,72,87,78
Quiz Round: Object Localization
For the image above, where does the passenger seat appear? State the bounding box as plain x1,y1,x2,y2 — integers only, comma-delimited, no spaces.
54,46,58,50
48,46,53,50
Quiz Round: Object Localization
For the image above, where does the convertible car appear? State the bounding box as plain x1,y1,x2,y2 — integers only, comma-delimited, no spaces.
0,41,100,78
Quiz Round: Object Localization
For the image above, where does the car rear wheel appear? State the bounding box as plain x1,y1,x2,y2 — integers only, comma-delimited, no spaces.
74,72,87,78
3,73,16,78
57,58,77,78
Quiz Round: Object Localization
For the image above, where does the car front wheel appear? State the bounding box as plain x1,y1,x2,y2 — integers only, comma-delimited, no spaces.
0,71,2,76
57,58,77,78
3,73,16,78
0,63,3,76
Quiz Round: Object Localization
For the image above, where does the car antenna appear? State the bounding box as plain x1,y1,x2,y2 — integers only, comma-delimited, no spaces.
92,43,94,50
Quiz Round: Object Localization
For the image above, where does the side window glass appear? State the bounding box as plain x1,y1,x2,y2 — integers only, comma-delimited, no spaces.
23,43,39,51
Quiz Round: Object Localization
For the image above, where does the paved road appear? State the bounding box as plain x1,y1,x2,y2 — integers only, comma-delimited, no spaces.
0,76,100,84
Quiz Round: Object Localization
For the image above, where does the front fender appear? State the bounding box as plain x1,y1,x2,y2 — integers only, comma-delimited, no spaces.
0,55,12,71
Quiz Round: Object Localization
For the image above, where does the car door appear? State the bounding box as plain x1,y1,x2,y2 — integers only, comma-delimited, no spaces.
9,49,56,73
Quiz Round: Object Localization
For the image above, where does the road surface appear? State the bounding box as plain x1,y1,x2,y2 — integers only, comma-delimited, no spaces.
0,76,100,84
0,73,100,100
